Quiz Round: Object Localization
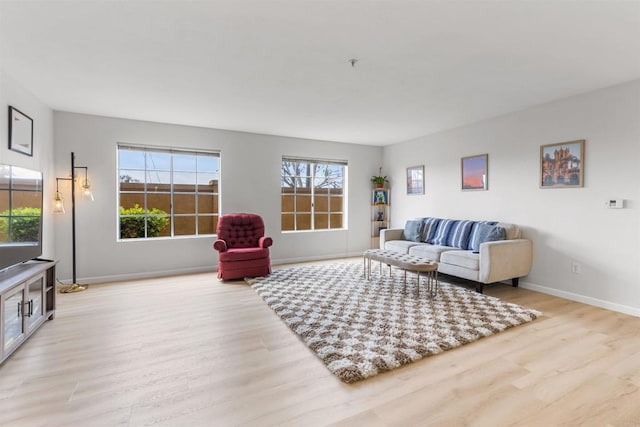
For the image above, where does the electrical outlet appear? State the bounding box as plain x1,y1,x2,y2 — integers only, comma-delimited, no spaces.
571,261,582,274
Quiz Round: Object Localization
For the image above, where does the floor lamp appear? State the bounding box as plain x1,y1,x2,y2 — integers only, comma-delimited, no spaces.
54,152,94,293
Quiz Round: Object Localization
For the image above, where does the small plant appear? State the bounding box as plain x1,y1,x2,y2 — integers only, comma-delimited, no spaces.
371,167,389,186
119,204,169,238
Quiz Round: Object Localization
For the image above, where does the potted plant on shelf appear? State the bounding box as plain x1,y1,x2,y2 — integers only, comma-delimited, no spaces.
371,167,389,188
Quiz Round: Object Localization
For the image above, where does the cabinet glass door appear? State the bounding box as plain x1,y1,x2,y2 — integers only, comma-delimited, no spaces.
3,287,25,352
26,276,44,329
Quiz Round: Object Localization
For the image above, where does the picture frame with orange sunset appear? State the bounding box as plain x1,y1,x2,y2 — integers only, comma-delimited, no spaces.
461,154,488,191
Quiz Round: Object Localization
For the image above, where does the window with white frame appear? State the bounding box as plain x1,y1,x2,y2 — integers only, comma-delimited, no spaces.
281,157,346,231
118,145,220,239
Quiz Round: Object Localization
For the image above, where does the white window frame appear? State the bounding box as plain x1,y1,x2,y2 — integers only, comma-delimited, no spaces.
117,144,220,240
281,156,347,232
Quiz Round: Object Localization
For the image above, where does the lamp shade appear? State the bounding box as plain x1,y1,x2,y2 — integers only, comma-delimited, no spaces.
53,192,65,214
82,179,94,201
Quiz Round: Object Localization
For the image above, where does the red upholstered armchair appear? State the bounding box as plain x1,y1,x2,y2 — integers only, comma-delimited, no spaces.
213,213,273,280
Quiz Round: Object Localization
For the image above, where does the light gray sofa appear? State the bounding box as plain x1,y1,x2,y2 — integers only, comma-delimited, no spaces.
380,218,532,293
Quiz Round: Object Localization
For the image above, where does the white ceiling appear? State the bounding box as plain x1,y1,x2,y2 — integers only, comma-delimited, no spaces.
1,1,639,146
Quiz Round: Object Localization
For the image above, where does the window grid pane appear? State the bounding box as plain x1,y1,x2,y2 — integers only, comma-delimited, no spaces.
281,158,346,231
118,146,219,239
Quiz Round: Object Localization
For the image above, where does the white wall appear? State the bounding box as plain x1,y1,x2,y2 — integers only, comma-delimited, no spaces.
384,80,640,315
0,71,55,259
54,112,382,283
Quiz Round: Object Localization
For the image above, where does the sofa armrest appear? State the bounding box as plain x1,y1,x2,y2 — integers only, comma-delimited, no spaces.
259,236,273,248
479,239,532,283
213,240,227,252
380,228,404,249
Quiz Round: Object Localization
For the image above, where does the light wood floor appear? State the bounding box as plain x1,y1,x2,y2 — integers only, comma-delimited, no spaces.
1,258,639,427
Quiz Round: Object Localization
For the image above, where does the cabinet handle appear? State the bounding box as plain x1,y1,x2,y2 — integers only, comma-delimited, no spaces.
17,301,21,317
28,299,34,317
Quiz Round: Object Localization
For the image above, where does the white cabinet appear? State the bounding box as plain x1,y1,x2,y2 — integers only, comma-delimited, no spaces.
0,261,56,365
371,188,390,248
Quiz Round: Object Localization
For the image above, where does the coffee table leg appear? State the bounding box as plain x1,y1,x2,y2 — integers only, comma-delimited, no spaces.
434,270,439,296
424,271,431,296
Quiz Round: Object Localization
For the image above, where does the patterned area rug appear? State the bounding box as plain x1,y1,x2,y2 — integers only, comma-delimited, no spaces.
247,262,540,383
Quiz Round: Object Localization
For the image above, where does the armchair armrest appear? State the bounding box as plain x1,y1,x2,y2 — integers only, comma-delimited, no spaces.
213,240,227,252
380,228,404,249
479,239,532,283
259,236,273,248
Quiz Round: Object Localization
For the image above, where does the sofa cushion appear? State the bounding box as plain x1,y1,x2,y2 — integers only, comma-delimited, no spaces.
446,220,476,249
403,219,423,242
470,224,506,253
440,250,480,270
385,240,421,254
420,217,441,243
429,219,457,245
408,244,455,262
219,247,270,262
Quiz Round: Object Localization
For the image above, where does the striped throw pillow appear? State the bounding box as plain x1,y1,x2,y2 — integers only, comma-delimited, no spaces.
420,217,441,243
466,221,498,250
429,219,456,246
446,220,476,249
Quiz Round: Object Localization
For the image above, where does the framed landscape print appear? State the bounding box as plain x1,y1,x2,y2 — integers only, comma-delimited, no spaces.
540,140,585,188
8,106,34,156
406,165,424,195
461,154,488,191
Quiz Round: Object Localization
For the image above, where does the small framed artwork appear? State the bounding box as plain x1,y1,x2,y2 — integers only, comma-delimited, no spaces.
406,165,424,195
373,189,388,205
8,106,34,156
461,154,488,191
540,140,585,188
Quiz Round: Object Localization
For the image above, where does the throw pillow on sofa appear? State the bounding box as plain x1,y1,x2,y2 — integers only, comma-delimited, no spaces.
446,220,476,249
403,219,423,242
420,217,441,242
466,220,498,249
471,223,506,253
429,218,457,246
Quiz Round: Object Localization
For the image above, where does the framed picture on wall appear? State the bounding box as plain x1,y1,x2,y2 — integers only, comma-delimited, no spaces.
406,165,424,195
461,154,488,191
540,140,585,188
8,106,34,156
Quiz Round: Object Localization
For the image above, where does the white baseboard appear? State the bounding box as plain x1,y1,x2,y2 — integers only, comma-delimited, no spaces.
520,280,640,317
273,252,363,266
61,253,366,285
64,257,640,318
60,265,216,285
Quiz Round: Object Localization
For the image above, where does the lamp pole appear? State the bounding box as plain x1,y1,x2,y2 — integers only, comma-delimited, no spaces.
71,152,77,285
57,151,92,293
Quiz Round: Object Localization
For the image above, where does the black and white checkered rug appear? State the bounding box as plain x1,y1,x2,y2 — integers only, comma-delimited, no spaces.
247,262,540,383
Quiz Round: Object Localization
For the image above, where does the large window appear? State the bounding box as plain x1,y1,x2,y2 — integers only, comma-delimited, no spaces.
281,157,346,231
118,145,220,240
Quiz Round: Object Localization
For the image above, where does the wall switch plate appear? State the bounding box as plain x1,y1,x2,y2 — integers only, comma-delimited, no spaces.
571,261,582,274
606,199,624,209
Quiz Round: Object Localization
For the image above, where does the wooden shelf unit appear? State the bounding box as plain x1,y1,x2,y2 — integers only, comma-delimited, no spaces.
371,188,390,248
